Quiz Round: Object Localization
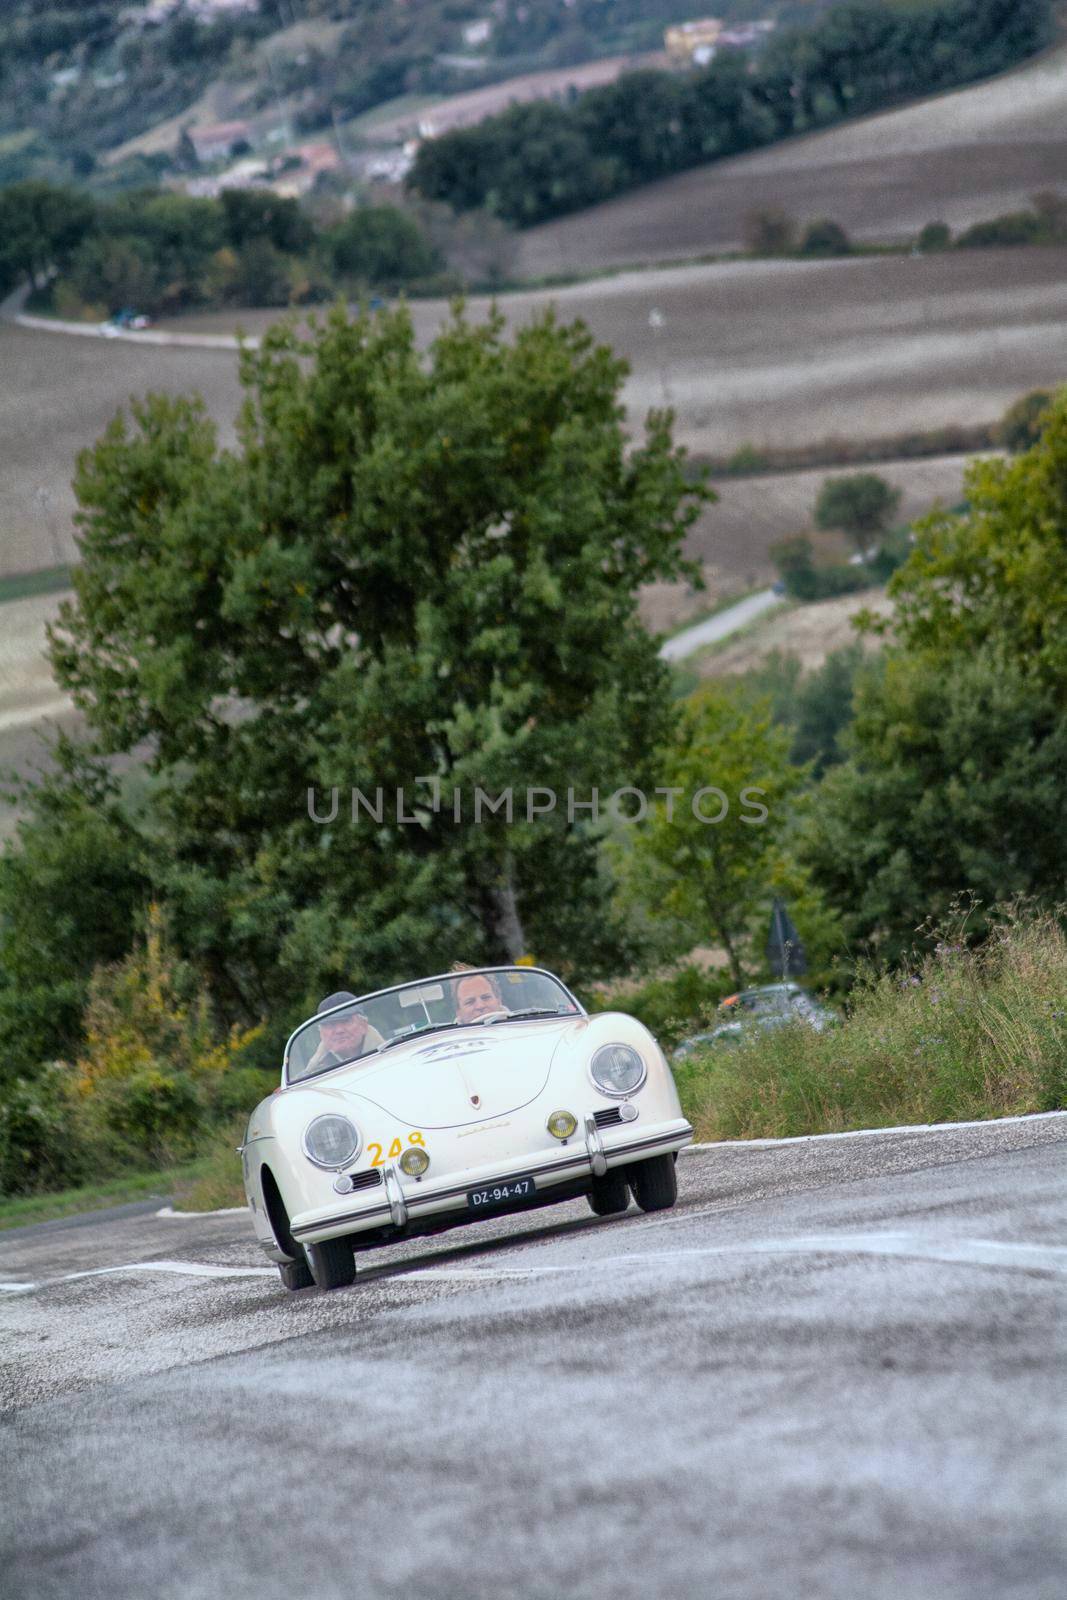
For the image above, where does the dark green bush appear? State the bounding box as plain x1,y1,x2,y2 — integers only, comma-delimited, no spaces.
799,219,851,257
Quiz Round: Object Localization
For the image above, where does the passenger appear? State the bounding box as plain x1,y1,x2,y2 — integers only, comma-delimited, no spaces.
454,971,508,1025
306,991,384,1072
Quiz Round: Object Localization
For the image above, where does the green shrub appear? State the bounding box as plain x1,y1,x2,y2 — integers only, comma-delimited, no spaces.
998,390,1053,453
918,220,951,251
0,1066,79,1195
957,212,1043,248
678,908,1067,1139
799,219,850,257
770,535,870,601
585,964,735,1049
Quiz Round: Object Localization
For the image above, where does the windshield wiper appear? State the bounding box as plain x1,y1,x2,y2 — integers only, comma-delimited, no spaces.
373,1020,469,1054
486,1007,572,1023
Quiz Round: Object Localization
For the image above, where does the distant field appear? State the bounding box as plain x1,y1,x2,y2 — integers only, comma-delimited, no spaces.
8,246,1065,579
0,321,242,578
517,38,1067,277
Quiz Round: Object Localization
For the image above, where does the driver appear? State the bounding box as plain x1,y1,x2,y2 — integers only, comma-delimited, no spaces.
306,991,385,1072
454,971,509,1025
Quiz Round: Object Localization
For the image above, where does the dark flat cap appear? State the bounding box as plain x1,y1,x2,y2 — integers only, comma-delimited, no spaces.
317,990,357,1014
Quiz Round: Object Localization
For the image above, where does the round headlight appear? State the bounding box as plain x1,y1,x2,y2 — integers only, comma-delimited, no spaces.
303,1114,360,1169
399,1146,430,1177
546,1109,578,1140
590,1043,646,1097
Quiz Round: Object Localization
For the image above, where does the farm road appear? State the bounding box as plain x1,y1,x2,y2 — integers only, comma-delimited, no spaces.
2,1115,1064,1600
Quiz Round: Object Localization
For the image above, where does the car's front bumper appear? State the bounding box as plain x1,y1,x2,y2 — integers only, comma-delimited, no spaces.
287,1116,693,1246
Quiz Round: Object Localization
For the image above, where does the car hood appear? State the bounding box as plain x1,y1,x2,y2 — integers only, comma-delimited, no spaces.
317,1017,583,1129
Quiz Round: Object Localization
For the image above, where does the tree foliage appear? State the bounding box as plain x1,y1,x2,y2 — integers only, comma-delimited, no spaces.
616,685,814,985
46,303,708,1016
802,652,1067,961
884,389,1067,699
802,390,1067,955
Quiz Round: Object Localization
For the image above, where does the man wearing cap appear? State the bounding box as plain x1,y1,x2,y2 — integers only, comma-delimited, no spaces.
306,990,385,1074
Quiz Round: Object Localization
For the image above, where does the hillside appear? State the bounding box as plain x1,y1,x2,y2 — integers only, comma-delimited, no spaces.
517,33,1067,275
0,0,837,188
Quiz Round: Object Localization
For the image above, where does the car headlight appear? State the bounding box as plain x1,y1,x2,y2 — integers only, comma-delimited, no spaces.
590,1043,647,1097
302,1114,361,1169
399,1146,430,1177
546,1109,577,1140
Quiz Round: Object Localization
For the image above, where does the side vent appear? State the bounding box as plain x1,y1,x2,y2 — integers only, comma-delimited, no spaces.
593,1106,623,1129
349,1168,384,1191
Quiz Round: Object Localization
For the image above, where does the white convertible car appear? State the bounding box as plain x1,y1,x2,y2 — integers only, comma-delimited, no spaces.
241,966,693,1291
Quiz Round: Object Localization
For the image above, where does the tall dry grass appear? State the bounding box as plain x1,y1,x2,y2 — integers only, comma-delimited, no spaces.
677,909,1067,1140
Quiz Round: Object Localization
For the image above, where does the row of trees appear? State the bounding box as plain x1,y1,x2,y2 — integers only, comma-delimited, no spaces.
0,180,443,314
3,306,1066,1189
409,0,1052,225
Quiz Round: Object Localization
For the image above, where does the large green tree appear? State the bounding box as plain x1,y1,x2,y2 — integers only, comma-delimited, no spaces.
615,685,817,986
881,389,1067,698
48,303,708,1016
804,390,1067,956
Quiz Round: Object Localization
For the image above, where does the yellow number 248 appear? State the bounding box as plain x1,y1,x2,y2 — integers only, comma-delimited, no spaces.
367,1132,425,1167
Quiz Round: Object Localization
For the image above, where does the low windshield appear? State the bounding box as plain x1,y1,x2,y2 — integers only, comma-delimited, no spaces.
286,967,580,1084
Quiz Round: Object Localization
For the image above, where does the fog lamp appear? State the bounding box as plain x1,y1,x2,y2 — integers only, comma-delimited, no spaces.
399,1146,430,1177
547,1109,578,1140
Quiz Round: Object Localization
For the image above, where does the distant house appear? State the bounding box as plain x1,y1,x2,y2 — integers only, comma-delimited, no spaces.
664,18,723,64
462,18,492,48
718,21,776,49
125,0,259,27
189,120,252,163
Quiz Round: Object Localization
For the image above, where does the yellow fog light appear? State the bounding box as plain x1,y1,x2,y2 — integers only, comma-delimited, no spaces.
546,1109,577,1141
399,1146,430,1177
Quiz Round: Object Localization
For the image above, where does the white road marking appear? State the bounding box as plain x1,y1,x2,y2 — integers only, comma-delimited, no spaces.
155,1205,249,1218
2,1260,277,1295
682,1108,1067,1152
405,1234,1067,1282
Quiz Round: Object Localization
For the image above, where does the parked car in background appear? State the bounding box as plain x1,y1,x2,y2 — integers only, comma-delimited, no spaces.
99,308,151,335
672,982,837,1061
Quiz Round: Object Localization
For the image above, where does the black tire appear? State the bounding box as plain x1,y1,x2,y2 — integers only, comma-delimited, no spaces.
278,1257,314,1292
588,1170,630,1217
304,1235,356,1290
629,1153,678,1213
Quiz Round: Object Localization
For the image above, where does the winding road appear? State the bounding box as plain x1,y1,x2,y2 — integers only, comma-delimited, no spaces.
2,1114,1064,1599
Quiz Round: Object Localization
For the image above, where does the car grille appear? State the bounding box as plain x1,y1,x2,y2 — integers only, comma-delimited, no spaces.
593,1106,623,1128
349,1168,384,1190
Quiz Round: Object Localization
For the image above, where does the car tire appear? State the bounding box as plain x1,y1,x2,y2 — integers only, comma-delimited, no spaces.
588,1170,630,1216
278,1257,314,1292
304,1236,356,1290
629,1153,678,1212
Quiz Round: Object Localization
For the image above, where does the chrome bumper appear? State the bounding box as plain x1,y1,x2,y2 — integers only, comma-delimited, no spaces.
289,1119,693,1243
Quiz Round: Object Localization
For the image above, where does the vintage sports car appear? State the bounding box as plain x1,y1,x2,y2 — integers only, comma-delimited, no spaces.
241,966,693,1291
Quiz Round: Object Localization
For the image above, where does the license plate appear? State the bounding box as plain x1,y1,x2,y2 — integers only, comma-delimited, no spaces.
467,1174,536,1210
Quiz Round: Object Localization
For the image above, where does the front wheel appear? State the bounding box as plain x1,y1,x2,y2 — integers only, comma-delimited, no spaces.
588,1170,630,1217
629,1153,677,1213
304,1236,356,1290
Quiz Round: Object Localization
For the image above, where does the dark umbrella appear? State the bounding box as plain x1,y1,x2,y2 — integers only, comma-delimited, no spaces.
767,897,807,979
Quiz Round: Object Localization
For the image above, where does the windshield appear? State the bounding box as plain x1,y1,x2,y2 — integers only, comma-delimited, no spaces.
285,967,581,1084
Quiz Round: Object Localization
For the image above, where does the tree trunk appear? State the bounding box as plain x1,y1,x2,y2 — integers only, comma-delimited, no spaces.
481,858,526,962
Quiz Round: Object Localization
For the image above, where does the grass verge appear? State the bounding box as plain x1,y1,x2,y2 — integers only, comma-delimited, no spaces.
675,909,1067,1140
0,1158,235,1228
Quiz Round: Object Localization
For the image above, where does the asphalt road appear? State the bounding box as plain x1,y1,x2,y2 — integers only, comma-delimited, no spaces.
2,1115,1065,1600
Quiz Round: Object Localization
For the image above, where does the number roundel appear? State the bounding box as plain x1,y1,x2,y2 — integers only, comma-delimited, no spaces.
367,1133,426,1167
